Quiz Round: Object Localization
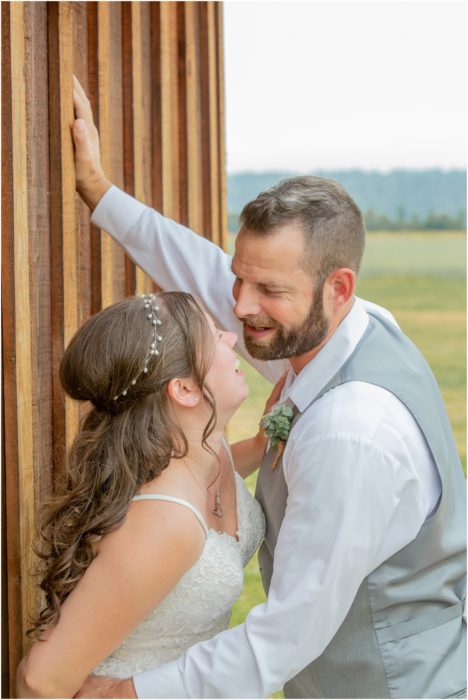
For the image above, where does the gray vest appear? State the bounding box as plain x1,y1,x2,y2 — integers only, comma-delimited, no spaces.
256,311,466,698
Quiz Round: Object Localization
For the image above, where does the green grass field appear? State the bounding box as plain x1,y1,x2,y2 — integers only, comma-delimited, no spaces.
227,232,466,682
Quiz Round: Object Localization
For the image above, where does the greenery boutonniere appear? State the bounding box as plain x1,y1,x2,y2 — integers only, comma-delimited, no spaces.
260,404,295,470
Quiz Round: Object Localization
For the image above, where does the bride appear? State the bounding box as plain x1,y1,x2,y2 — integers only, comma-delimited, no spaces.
16,291,280,698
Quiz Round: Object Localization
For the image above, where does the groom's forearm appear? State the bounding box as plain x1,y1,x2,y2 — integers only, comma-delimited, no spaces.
72,75,113,212
78,174,113,212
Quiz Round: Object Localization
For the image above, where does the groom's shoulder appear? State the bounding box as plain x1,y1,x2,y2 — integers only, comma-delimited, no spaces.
293,381,408,448
356,296,399,328
284,382,417,485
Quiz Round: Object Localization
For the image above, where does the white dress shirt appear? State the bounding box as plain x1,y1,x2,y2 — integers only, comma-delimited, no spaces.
92,187,441,698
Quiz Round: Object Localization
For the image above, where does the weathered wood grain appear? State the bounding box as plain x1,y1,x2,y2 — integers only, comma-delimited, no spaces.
48,2,81,461
24,2,54,506
73,1,94,327
87,2,103,315
2,4,226,693
215,3,228,251
159,3,180,221
10,0,37,658
2,4,22,695
97,2,126,308
184,3,204,235
131,1,155,294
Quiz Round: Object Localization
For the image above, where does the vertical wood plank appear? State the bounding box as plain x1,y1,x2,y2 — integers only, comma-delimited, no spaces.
150,2,163,213
97,2,126,307
159,2,173,217
24,1,54,506
215,2,228,251
159,2,180,220
97,1,115,308
72,1,94,327
206,2,220,245
73,3,98,425
48,2,80,461
184,2,203,235
9,0,36,652
132,1,155,294
170,3,181,224
122,1,135,206
87,2,103,315
55,7,79,350
121,1,137,297
1,4,23,693
199,2,213,241
132,2,153,209
176,3,189,228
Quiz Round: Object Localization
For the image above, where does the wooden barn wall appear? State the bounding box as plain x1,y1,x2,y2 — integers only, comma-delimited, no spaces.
1,2,226,695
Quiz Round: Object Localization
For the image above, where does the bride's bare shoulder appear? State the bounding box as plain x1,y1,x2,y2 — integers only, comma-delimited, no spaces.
96,493,205,569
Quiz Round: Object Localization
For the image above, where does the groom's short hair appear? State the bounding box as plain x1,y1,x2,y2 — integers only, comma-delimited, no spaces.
239,176,366,283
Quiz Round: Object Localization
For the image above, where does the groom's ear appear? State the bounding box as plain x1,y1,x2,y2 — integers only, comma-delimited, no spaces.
167,377,202,408
324,267,355,310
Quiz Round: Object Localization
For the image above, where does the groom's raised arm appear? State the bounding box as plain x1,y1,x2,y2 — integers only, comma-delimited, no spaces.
91,186,239,348
72,76,286,385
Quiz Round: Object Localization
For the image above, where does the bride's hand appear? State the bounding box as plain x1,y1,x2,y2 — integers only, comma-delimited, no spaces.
71,74,112,211
74,674,136,698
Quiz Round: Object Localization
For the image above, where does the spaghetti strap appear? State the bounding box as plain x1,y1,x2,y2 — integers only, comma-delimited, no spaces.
222,435,236,472
132,494,209,536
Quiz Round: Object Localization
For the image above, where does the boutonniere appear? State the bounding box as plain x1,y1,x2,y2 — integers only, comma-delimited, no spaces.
260,404,295,470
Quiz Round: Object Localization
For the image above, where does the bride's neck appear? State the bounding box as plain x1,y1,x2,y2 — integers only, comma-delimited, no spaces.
182,428,224,474
170,401,230,481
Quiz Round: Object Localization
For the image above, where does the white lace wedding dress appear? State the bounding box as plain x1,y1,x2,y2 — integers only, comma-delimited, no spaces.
94,470,265,677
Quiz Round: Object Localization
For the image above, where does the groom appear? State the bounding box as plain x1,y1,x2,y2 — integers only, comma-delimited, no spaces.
72,80,466,699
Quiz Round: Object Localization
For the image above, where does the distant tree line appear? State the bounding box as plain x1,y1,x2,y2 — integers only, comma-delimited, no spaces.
227,169,466,233
363,208,465,232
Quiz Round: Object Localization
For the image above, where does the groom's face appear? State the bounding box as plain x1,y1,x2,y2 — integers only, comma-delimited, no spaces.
231,222,330,361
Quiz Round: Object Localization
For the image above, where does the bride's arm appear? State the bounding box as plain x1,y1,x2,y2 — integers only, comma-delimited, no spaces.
16,501,205,699
230,372,288,478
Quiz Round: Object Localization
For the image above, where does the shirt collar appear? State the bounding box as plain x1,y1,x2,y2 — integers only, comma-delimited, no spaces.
281,298,369,412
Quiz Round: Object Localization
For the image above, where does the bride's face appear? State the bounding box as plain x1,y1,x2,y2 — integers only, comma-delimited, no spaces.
204,314,249,415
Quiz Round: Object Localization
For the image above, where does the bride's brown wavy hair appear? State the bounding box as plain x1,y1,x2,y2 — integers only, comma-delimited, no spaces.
28,292,216,638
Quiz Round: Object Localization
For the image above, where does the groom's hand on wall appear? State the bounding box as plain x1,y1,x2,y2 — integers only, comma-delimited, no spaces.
72,74,112,211
74,674,137,698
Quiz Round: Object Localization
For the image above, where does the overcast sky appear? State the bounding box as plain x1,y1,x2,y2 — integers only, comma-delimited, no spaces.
223,1,467,172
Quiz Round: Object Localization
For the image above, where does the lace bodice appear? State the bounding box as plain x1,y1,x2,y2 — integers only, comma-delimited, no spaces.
94,472,265,678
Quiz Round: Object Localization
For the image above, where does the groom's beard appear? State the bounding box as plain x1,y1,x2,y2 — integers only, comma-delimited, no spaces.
241,284,330,361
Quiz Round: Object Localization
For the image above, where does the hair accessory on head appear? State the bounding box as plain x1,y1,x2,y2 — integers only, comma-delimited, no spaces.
113,294,163,400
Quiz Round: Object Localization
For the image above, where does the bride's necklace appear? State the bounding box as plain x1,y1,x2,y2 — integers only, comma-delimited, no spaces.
182,458,223,518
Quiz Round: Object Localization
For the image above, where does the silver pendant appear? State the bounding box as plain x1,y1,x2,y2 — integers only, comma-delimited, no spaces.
213,487,223,518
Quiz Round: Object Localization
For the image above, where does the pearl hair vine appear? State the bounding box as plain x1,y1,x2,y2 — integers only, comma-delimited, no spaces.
113,294,163,401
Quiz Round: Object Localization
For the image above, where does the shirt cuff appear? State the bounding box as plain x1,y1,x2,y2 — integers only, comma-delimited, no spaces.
133,660,187,699
91,185,148,243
